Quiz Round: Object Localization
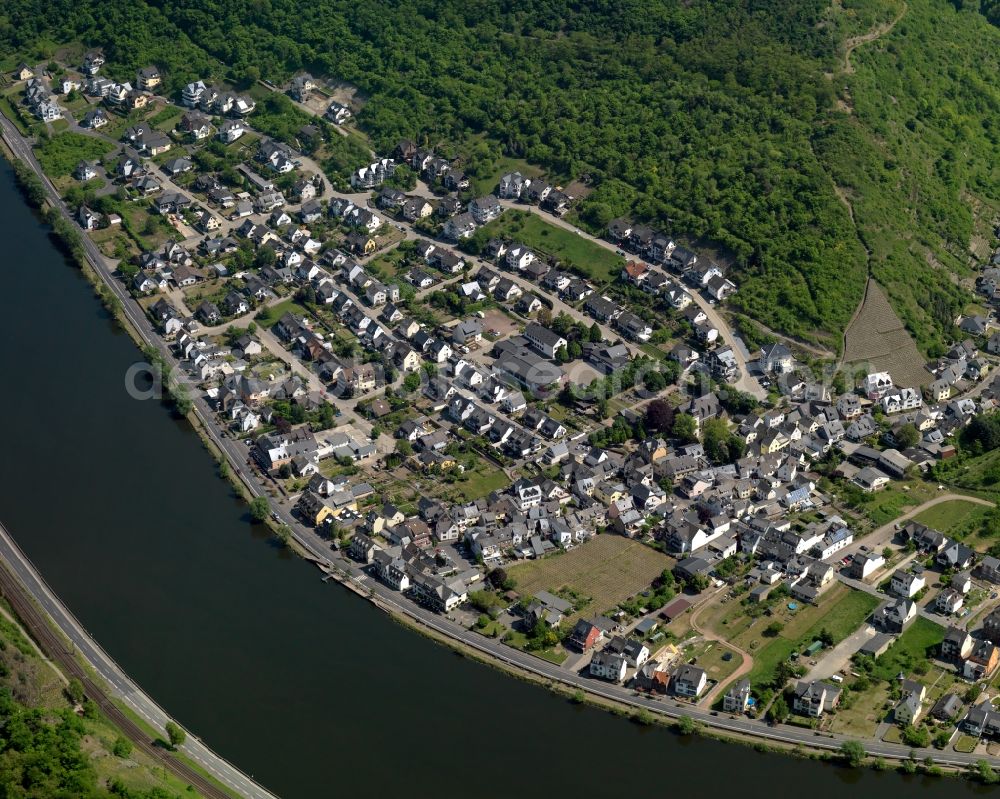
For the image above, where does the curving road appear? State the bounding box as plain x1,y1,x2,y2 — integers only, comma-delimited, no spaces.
4,108,1000,773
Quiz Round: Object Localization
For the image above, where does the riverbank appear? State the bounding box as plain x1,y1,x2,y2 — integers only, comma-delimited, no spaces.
1,111,999,789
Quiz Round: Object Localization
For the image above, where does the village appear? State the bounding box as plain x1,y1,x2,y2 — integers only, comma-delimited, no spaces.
13,50,1000,761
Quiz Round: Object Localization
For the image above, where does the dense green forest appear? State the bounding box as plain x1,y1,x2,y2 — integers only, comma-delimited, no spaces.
2,0,999,350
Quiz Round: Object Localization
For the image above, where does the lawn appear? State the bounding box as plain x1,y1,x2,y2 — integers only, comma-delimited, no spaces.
681,639,741,686
0,95,31,135
828,681,891,737
255,298,308,327
914,499,992,541
502,629,567,664
508,534,672,622
433,463,510,504
744,586,881,688
476,210,624,283
34,131,113,176
869,617,946,682
850,482,936,527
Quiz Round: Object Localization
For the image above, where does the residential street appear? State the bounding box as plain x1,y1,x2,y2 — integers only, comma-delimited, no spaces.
7,95,1000,780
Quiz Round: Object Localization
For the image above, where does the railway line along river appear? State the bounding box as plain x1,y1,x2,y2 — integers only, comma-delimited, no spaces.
0,159,989,798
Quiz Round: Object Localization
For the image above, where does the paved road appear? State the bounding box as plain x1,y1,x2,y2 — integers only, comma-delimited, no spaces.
0,519,275,799
6,108,1000,771
495,198,767,399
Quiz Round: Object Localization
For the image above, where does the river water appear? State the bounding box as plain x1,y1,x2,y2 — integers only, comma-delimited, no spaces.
0,161,992,798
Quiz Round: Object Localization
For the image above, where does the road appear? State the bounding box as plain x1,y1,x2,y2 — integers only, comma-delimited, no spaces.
836,493,996,568
495,198,767,399
6,107,1000,771
0,519,273,799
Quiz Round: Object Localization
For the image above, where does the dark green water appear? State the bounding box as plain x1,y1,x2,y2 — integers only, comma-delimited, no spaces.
0,160,992,798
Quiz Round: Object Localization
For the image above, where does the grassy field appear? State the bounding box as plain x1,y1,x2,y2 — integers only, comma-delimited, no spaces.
680,638,742,687
255,298,309,327
508,534,672,621
476,210,624,283
869,617,946,682
433,463,510,503
34,131,113,176
829,681,891,737
914,499,992,543
850,481,937,527
742,586,881,688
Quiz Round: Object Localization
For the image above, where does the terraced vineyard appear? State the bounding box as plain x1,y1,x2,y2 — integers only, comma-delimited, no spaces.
843,280,932,387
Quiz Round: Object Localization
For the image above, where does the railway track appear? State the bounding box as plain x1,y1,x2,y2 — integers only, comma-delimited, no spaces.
0,562,234,799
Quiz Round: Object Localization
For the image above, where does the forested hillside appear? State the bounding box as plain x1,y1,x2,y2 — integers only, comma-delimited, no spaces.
2,0,999,351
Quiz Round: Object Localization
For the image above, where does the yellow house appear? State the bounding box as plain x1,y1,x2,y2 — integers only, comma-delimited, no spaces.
759,430,789,455
593,481,625,505
296,491,336,527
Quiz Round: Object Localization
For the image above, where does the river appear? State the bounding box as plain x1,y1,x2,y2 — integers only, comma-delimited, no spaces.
0,161,992,798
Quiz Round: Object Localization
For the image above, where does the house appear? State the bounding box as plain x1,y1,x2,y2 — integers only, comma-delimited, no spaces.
890,570,925,598
74,161,98,182
873,598,917,633
853,466,890,493
137,66,162,91
792,681,841,717
350,159,395,189
589,649,627,683
937,540,975,571
326,101,352,125
847,551,885,581
936,588,964,615
723,679,752,713
77,206,102,231
964,640,1000,680
976,556,1000,585
672,665,707,698
941,626,974,661
523,323,568,359
863,371,894,400
894,680,926,725
932,693,963,723
452,320,482,346
498,171,530,199
567,619,603,652
80,108,109,129
444,212,477,241
760,343,793,374
469,195,503,224
218,120,246,143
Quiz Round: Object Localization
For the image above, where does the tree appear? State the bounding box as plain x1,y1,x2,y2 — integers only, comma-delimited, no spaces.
65,679,84,705
763,621,784,638
767,695,789,723
676,715,698,735
644,369,668,392
112,737,133,758
895,423,921,449
249,496,270,522
976,760,1000,784
567,340,583,360
165,721,186,749
645,399,674,432
882,546,893,562
556,345,570,363
589,323,603,343
395,439,413,456
839,740,866,767
901,724,930,748
672,413,698,443
818,627,835,647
